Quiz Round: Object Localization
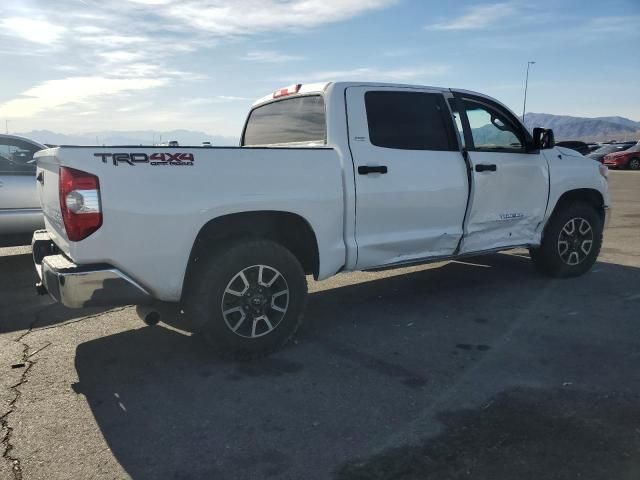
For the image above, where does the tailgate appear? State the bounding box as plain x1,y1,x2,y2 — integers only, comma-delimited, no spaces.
35,148,71,254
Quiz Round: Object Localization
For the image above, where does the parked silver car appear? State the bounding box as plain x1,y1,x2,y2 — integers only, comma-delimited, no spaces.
0,134,46,245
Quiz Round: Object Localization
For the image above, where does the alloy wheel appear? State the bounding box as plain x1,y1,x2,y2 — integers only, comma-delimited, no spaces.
557,217,593,266
221,265,289,338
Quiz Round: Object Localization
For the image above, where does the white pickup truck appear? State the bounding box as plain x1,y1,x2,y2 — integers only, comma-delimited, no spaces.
33,81,610,358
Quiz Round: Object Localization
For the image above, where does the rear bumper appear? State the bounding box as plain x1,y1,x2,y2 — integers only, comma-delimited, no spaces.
33,230,151,308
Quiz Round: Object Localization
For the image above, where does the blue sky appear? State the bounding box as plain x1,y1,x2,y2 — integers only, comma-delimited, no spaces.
1,0,638,137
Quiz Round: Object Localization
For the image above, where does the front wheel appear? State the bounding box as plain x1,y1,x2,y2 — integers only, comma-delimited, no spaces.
628,157,640,170
529,202,603,278
185,239,308,359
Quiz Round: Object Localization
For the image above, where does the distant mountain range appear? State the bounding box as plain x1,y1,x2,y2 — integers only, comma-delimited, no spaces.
523,113,640,142
14,130,238,147
14,113,640,147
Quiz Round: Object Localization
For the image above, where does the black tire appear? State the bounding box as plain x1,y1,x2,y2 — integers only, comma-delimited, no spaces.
628,157,640,170
529,202,603,278
184,239,308,359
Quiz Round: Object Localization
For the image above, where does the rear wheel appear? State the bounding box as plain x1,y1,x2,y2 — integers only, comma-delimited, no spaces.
628,157,640,170
529,202,603,278
185,239,308,359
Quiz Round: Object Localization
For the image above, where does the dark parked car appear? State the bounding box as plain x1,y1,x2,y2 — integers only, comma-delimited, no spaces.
587,142,636,163
586,143,601,153
556,140,591,155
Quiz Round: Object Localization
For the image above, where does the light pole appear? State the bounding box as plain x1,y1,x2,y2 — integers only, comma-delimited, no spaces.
522,61,536,123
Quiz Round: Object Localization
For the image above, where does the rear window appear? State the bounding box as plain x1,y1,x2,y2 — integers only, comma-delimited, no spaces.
365,91,457,151
243,95,326,146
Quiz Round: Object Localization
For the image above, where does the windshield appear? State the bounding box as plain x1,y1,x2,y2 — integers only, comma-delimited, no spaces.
242,95,326,146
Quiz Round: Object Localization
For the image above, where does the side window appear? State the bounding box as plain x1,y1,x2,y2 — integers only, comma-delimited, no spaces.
462,100,525,151
364,91,457,151
0,139,40,174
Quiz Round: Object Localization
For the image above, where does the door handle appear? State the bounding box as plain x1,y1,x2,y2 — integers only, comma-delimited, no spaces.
475,164,497,172
36,172,44,184
358,165,388,175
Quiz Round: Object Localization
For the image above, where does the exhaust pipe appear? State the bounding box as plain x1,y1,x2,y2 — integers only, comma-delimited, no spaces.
136,305,161,326
136,302,179,327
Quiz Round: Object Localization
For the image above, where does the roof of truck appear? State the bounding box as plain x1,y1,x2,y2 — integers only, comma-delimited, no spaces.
251,82,496,108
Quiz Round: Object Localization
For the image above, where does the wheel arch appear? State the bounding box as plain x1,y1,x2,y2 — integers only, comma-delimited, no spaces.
545,188,605,235
182,210,320,299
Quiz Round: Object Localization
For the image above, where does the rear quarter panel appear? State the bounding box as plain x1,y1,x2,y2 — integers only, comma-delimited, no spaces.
38,147,346,301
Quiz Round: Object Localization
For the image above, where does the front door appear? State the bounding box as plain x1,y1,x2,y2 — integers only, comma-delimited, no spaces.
346,87,469,269
451,94,549,253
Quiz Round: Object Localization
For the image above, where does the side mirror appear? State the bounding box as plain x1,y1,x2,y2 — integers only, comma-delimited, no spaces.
532,127,555,150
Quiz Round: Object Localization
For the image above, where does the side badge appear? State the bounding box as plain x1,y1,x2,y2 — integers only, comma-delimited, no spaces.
499,213,524,221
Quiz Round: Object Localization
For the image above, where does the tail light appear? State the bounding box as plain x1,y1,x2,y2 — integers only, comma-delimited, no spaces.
59,167,102,241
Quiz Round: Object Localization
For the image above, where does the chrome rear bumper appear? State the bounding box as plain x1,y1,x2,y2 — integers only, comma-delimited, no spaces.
33,230,151,308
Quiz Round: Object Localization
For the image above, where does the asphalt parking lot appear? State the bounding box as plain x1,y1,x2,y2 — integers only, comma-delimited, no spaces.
1,171,639,480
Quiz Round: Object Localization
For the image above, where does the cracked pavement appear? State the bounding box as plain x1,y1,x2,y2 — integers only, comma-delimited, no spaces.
1,171,640,480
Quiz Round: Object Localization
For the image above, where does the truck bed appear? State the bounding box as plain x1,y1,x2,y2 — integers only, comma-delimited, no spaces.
35,145,347,300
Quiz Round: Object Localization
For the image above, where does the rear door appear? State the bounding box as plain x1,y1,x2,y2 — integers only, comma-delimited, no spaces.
450,93,549,253
0,137,43,235
346,86,469,269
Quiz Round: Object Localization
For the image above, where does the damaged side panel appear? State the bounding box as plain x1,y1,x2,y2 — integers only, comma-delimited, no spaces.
460,214,543,253
459,150,550,254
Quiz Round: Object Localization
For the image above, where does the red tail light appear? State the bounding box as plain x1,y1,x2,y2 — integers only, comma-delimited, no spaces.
59,167,102,241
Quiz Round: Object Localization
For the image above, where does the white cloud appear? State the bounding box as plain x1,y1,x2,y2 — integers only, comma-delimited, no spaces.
0,0,398,129
126,0,173,4
241,50,304,63
217,95,251,101
182,96,252,106
73,25,107,34
0,77,168,118
295,65,451,83
163,0,396,35
427,2,516,31
0,17,66,44
116,101,154,112
78,34,150,47
98,50,145,64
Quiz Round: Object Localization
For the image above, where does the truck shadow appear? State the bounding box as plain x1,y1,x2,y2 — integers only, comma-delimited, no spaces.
0,252,108,334
72,253,640,480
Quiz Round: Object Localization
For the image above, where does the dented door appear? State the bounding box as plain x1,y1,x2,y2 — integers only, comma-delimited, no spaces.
452,94,549,253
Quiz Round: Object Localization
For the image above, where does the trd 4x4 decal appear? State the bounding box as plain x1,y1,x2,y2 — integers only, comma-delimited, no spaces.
94,152,195,166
